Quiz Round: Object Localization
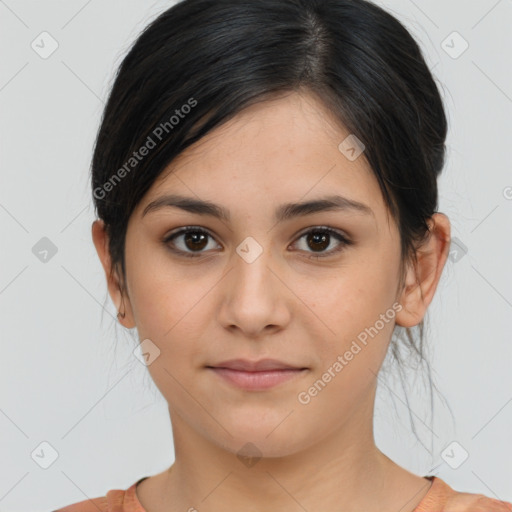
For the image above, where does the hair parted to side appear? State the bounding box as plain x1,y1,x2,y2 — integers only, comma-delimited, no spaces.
91,0,454,454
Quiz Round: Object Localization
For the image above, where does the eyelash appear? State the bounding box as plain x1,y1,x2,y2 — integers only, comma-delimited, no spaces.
163,225,352,260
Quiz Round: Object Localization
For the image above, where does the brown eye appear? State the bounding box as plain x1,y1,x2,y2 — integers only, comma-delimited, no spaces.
163,225,352,260
183,231,208,251
292,227,352,259
306,231,330,251
164,227,220,258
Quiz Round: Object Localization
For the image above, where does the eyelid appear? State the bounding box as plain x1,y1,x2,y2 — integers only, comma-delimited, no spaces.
291,226,352,259
163,225,352,259
163,226,220,258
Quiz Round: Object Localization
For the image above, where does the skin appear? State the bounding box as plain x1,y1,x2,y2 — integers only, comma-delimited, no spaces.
92,90,453,512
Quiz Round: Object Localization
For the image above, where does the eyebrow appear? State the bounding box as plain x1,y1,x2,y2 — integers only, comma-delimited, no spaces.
141,193,374,222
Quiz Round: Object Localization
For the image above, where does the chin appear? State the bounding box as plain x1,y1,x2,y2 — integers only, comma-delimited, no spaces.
212,423,307,461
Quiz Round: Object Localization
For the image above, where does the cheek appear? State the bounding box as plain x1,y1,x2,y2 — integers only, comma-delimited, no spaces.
301,262,397,333
126,246,211,338
296,252,399,374
127,270,209,399
126,259,219,374
295,283,397,422
339,245,401,323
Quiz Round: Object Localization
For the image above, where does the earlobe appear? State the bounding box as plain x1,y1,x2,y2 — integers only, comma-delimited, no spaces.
394,261,424,328
91,220,136,328
394,213,451,328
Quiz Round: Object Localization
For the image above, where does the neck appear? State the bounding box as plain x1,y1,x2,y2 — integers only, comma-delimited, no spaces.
151,404,426,512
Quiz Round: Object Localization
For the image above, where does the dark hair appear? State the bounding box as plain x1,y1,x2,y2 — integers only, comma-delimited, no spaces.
91,0,454,454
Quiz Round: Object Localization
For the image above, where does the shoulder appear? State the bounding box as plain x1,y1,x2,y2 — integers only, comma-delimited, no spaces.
53,496,109,512
53,489,127,512
415,476,512,512
444,491,512,512
53,476,149,512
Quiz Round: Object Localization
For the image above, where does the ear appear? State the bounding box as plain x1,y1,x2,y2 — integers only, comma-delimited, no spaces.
91,220,136,328
395,213,451,328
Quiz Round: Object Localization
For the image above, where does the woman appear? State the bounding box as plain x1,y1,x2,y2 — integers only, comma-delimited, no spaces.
55,0,512,510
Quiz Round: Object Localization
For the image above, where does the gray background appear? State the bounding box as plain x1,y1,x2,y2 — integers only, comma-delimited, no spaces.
1,0,511,510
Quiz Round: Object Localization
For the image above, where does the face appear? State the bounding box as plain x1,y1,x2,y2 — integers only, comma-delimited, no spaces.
96,91,420,458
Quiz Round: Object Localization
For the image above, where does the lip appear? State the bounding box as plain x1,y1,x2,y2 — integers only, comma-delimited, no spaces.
207,358,307,372
205,359,309,391
207,367,308,390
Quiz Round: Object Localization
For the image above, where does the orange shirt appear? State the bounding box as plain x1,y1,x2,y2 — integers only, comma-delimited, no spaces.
53,475,512,512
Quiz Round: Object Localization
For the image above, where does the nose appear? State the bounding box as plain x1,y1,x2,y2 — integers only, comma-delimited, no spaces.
217,240,291,338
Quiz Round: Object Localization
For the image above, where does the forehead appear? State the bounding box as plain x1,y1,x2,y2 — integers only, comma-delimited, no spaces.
136,91,390,227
